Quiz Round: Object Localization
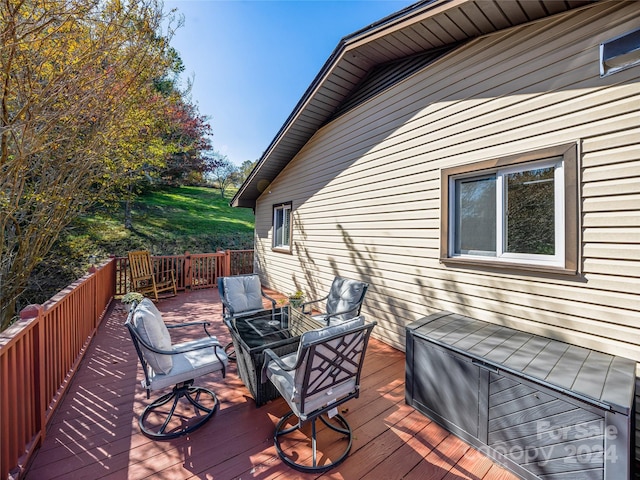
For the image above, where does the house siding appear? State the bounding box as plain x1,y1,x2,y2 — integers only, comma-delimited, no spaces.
254,1,640,364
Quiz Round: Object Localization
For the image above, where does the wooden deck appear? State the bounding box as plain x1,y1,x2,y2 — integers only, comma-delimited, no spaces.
25,289,519,480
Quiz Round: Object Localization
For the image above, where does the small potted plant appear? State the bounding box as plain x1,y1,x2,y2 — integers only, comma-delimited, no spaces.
121,291,144,306
287,290,305,309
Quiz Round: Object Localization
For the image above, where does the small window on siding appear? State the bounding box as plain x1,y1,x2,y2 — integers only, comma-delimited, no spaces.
440,144,579,275
272,202,292,252
600,28,640,77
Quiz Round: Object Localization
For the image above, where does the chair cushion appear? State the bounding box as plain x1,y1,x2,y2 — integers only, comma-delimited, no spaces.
132,299,173,374
144,337,228,391
325,277,366,322
265,351,298,408
300,316,364,347
222,275,264,314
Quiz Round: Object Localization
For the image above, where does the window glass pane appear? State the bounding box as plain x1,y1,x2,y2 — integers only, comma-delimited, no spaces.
273,205,291,248
505,166,555,255
455,176,496,255
274,209,283,246
282,207,290,246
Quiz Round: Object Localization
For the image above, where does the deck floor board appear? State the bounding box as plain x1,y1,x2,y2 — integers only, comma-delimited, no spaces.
25,289,519,480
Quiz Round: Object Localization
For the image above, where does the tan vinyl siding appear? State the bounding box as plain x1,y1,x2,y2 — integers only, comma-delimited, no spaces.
254,1,640,361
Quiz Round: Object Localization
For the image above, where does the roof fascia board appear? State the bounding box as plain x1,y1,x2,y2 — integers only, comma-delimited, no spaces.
342,0,466,49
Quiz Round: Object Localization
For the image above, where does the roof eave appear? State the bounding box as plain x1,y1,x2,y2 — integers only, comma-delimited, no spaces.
231,0,453,209
231,0,594,209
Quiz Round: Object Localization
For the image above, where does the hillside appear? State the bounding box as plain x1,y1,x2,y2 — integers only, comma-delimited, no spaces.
23,185,255,309
83,185,255,256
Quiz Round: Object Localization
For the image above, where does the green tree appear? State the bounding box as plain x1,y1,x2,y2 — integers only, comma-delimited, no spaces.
207,152,238,198
237,159,257,185
0,0,179,330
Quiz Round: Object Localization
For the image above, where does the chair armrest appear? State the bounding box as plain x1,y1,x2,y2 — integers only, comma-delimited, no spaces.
132,331,222,355
324,309,362,325
261,290,277,309
130,321,220,355
167,320,214,338
166,321,211,329
260,348,297,384
301,296,328,314
171,337,223,355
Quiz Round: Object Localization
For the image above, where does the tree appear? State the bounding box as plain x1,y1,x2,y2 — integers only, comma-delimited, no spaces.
160,96,213,186
109,63,214,229
207,153,238,198
237,159,257,185
0,0,180,330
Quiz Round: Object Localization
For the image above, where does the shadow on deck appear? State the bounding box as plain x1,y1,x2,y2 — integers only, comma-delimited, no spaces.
25,289,518,480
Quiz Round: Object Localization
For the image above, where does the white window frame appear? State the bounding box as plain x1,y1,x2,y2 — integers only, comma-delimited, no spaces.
449,158,564,267
272,202,292,252
440,143,579,275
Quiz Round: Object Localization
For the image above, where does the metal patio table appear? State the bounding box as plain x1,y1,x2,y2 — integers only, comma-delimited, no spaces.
224,306,324,406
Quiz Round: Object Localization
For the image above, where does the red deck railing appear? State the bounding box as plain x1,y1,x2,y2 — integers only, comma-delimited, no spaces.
113,250,254,295
0,249,253,480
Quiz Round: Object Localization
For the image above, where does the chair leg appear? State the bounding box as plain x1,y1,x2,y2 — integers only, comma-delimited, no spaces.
274,411,352,473
139,380,219,440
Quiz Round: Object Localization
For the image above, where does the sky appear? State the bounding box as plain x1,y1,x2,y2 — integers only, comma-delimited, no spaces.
163,0,416,166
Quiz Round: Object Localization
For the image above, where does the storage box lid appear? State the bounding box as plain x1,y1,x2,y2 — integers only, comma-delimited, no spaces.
407,312,637,414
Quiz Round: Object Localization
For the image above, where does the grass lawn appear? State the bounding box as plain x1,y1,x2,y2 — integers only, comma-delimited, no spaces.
80,185,255,256
23,184,255,315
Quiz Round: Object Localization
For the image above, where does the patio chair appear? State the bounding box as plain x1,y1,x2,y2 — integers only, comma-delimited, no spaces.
218,274,277,360
261,316,376,473
125,298,228,439
128,250,177,301
301,276,368,325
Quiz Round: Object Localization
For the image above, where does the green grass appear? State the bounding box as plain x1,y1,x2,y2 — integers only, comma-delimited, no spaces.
80,185,255,256
24,184,255,313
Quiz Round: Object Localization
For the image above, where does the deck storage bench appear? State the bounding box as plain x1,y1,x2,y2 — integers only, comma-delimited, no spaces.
406,312,636,480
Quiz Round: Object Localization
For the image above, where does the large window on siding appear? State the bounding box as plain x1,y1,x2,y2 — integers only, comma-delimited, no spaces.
272,202,292,252
441,144,579,274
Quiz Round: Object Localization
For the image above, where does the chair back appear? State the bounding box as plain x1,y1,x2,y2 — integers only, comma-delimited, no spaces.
128,250,153,282
218,274,265,316
294,317,375,417
325,277,369,322
128,250,157,298
124,299,174,394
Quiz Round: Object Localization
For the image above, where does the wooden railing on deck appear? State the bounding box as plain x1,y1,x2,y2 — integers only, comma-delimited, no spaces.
0,259,115,480
1,249,253,480
114,250,254,295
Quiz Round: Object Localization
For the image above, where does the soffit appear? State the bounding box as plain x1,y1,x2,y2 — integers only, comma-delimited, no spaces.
232,0,594,208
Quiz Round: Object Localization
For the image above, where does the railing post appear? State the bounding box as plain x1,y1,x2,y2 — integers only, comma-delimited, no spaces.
224,250,231,277
88,264,98,330
19,304,46,442
184,251,192,290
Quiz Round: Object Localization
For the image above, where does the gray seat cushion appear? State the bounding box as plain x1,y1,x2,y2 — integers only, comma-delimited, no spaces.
222,275,264,314
132,299,173,374
144,336,228,391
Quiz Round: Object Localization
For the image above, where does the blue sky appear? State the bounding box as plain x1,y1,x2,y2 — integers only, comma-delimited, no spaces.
163,0,416,165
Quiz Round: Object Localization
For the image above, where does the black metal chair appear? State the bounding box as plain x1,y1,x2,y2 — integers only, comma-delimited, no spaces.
301,276,369,325
218,274,277,360
261,316,376,472
125,298,228,439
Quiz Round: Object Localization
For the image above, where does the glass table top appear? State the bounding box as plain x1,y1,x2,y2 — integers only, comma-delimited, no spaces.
228,306,324,350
